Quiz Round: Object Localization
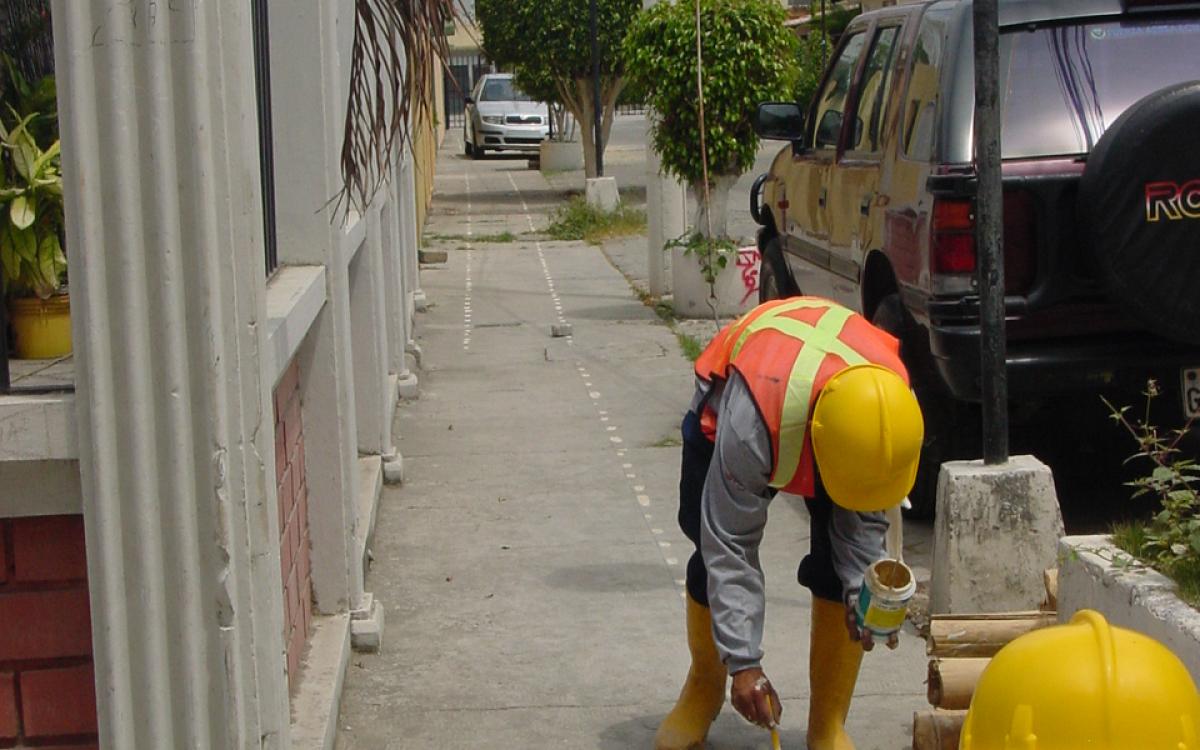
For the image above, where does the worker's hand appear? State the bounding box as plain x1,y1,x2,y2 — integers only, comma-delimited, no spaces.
730,667,782,729
843,589,900,652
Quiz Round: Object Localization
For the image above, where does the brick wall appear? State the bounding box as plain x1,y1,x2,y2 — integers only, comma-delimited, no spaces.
0,515,98,749
274,359,313,694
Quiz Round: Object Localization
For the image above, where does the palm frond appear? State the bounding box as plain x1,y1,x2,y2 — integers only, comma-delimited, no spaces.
336,0,460,220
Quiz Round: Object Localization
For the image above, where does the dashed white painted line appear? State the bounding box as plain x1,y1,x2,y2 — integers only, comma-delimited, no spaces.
463,169,474,351
508,172,572,347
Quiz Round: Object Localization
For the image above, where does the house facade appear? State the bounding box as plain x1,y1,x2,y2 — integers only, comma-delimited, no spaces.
0,0,439,747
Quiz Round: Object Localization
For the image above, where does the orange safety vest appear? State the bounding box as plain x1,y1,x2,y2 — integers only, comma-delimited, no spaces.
693,297,908,497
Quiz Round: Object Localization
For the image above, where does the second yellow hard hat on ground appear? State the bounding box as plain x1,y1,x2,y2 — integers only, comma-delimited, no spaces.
961,609,1200,749
810,364,924,512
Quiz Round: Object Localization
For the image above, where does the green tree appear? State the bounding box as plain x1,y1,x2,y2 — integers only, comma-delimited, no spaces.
624,0,798,238
795,30,831,107
477,0,641,178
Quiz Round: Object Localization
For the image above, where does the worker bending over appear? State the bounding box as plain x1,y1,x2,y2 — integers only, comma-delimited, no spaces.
655,297,924,750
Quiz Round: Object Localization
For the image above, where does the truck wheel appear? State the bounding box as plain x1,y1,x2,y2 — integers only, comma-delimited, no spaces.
759,236,798,303
871,294,976,519
1079,81,1200,344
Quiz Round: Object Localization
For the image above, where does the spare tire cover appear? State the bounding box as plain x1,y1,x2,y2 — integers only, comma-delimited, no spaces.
1078,81,1200,345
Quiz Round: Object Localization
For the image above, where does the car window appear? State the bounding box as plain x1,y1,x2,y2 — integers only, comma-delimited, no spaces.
1000,17,1200,158
902,8,949,160
811,31,868,150
849,25,902,154
479,78,534,103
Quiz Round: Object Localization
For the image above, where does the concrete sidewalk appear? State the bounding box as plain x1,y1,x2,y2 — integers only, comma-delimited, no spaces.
334,135,930,750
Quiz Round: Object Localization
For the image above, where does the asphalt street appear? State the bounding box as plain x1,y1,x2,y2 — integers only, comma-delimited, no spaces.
334,123,934,749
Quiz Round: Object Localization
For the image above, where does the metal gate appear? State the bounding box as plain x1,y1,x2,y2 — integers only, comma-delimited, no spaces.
444,53,491,128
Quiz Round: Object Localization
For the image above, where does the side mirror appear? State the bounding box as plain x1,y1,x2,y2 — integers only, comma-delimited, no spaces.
754,102,806,143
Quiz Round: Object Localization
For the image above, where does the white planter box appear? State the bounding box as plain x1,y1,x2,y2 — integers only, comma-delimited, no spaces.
539,140,583,172
670,245,762,320
1059,534,1200,683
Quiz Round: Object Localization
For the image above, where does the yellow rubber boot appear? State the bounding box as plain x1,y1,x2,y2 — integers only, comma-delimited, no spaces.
654,595,728,750
806,596,864,750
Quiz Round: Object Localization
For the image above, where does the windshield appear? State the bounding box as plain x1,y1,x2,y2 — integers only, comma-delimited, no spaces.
1000,17,1200,158
479,78,533,102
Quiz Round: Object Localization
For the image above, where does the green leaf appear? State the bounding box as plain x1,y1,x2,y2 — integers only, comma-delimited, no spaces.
33,140,60,174
0,229,19,283
8,223,35,261
9,195,35,230
11,139,37,182
34,233,64,297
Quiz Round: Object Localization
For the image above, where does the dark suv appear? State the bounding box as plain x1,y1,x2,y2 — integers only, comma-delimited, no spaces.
751,0,1200,515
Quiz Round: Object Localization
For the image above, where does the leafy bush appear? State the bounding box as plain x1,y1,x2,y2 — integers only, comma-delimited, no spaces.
1106,380,1200,603
547,196,646,244
622,0,799,188
795,31,832,108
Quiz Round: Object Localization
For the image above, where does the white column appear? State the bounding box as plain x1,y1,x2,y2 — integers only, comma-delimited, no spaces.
642,0,686,298
268,0,362,616
644,136,685,297
383,154,420,402
400,157,425,364
349,206,392,457
53,1,288,747
405,149,428,313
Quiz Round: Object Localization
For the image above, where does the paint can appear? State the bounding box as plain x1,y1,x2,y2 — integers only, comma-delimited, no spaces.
855,558,916,637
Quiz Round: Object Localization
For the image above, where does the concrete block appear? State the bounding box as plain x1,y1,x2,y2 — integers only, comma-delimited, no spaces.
405,342,424,370
413,290,428,312
350,597,385,653
418,249,448,264
290,614,350,750
931,455,1064,613
585,176,620,213
550,323,573,338
382,452,404,485
539,140,583,172
396,371,420,400
1058,535,1200,684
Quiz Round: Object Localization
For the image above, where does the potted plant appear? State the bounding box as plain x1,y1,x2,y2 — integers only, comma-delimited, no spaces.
0,56,67,359
623,0,798,318
0,107,68,359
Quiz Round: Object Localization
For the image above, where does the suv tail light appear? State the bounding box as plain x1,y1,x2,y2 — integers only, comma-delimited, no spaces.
932,199,975,274
930,194,1038,294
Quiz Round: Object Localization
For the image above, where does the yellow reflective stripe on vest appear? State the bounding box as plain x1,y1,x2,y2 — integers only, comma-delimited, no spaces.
731,301,868,488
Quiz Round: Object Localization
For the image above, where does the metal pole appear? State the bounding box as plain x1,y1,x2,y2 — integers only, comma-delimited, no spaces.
590,0,604,177
973,0,1008,463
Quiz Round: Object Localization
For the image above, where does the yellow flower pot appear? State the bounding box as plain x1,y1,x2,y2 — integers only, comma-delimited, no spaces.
8,293,72,359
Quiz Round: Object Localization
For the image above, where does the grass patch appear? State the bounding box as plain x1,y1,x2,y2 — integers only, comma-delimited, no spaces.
1112,521,1200,607
651,436,683,448
547,196,647,245
426,231,517,243
675,332,704,362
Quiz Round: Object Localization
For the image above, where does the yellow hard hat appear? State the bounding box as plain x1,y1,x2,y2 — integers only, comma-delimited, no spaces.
961,610,1200,750
810,364,923,512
